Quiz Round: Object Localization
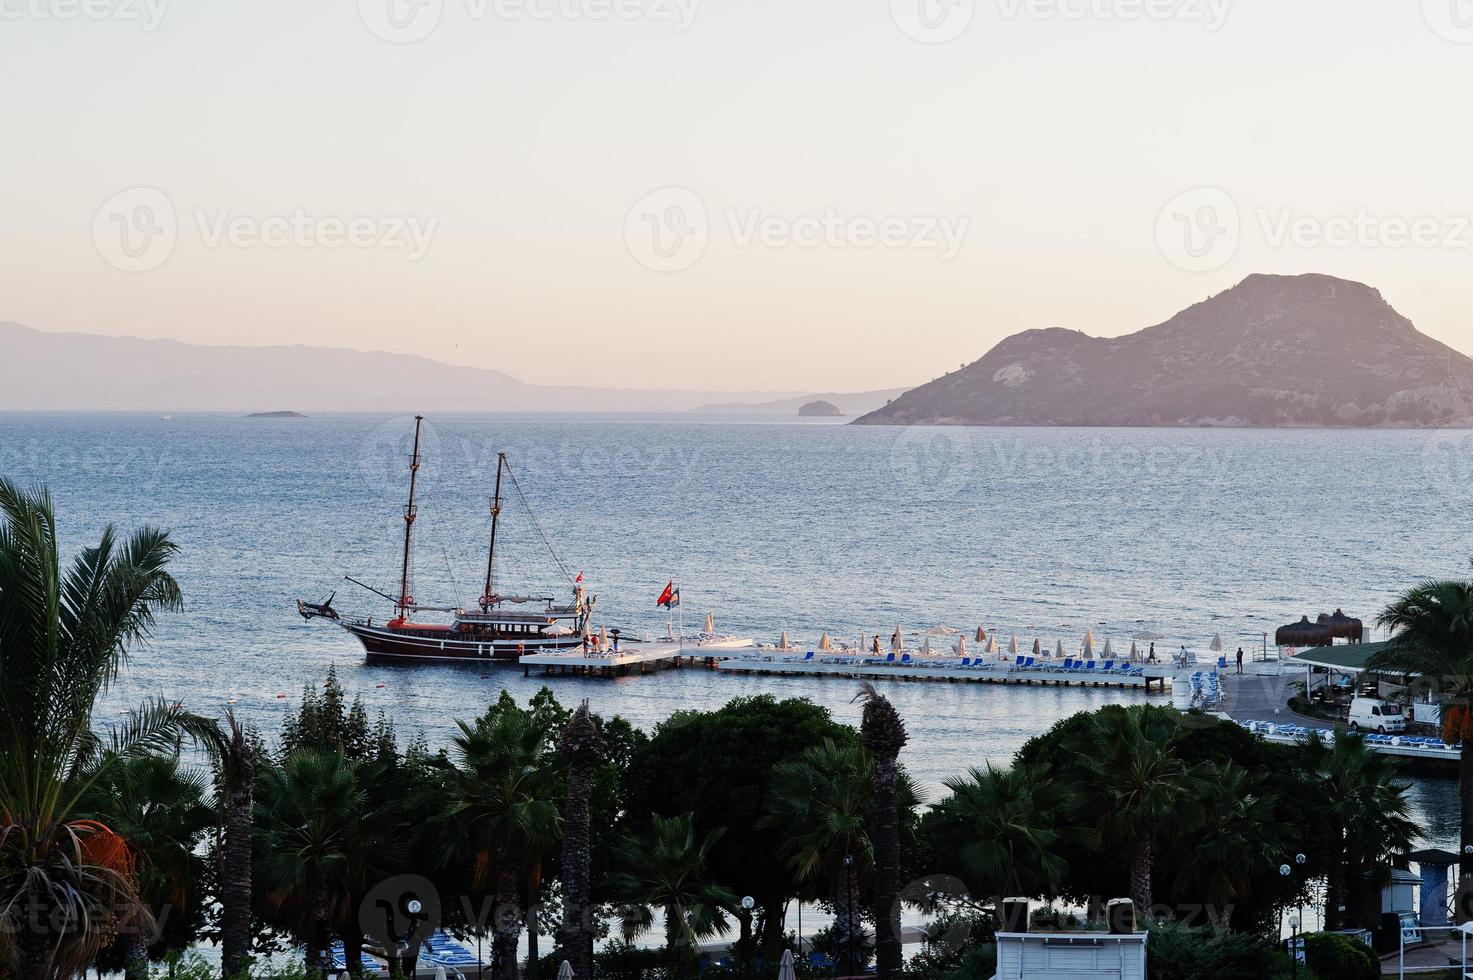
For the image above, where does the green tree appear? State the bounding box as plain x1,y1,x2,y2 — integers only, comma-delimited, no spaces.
1369,576,1473,908
255,749,396,974
439,704,562,980
1300,732,1416,930
857,684,908,980
79,752,214,979
606,813,736,979
1064,706,1197,915
924,764,1074,912
216,711,259,979
625,695,854,965
1166,761,1283,928
0,479,210,979
556,701,602,980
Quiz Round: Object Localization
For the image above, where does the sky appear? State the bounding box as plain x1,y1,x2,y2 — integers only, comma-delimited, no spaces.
4,0,1473,393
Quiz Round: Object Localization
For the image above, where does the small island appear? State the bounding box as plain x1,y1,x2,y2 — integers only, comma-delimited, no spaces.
246,411,307,418
797,400,843,418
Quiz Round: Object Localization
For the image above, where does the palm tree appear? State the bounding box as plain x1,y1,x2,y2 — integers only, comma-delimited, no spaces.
0,479,208,979
764,738,897,976
856,683,907,980
78,751,214,979
217,711,258,979
1370,577,1473,907
1168,761,1283,928
606,813,736,979
556,701,602,980
1301,733,1416,930
1066,706,1196,915
255,749,378,973
440,709,562,980
931,764,1074,913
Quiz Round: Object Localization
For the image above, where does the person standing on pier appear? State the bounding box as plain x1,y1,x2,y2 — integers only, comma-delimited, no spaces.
1236,646,1244,674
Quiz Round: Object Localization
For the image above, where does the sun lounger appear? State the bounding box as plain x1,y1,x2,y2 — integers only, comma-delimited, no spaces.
900,653,912,664
1014,655,1026,667
802,651,814,660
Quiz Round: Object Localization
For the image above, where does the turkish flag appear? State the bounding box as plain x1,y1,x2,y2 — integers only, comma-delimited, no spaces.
656,581,674,608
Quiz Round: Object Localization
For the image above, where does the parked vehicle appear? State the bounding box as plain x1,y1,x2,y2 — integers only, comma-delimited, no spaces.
1347,697,1406,734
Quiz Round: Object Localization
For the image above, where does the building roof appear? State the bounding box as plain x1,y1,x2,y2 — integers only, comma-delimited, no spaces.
1286,640,1393,674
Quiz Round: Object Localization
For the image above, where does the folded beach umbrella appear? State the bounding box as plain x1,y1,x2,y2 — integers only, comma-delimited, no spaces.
778,950,797,980
1103,637,1114,657
1210,633,1223,652
1032,637,1042,656
956,635,968,656
1129,640,1139,659
1083,630,1095,657
985,635,998,654
779,630,791,650
558,962,574,980
1009,635,1019,655
921,635,933,655
976,626,987,643
819,632,833,651
892,627,904,652
1055,639,1065,658
705,612,716,634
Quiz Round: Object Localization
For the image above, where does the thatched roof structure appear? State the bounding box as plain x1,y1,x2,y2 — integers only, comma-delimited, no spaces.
1317,608,1364,642
1276,615,1332,647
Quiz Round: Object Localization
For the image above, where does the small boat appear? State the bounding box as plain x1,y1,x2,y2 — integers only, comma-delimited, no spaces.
299,416,595,664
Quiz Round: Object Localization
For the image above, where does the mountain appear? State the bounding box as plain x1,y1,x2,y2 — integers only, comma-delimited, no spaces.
696,387,911,416
854,274,1473,427
0,322,812,413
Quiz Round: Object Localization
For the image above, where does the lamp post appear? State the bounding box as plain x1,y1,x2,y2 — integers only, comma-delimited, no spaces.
740,895,755,980
1279,853,1308,975
1287,912,1301,979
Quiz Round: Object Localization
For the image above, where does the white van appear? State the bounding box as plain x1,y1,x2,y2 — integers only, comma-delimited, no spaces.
1347,697,1406,734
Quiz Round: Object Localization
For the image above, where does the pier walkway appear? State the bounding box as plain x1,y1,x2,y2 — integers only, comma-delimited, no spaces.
716,654,1171,690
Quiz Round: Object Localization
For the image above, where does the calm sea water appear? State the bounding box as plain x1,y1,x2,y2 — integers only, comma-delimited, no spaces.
2,412,1466,835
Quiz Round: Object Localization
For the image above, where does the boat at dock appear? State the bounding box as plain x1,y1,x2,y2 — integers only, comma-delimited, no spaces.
298,416,595,664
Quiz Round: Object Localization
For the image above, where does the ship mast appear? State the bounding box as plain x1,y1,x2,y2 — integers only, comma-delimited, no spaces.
481,452,506,610
397,416,423,616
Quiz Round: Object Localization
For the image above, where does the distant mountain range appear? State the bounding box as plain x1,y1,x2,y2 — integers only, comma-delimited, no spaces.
694,388,910,416
0,322,861,414
856,274,1473,427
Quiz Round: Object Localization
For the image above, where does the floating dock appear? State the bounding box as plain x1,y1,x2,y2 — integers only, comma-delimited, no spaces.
714,654,1172,691
1233,718,1461,760
519,637,752,677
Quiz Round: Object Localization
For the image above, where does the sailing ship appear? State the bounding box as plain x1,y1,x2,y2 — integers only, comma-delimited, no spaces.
299,416,595,663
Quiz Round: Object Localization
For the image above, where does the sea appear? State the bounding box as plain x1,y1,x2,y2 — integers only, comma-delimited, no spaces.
2,412,1468,847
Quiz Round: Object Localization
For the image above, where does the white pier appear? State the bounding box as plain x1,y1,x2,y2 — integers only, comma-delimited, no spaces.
716,654,1171,691
519,637,753,677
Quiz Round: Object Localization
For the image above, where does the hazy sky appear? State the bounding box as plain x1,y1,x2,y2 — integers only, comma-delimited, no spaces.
5,0,1473,392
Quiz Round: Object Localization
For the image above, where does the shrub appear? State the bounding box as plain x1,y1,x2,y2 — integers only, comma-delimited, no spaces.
1146,921,1317,980
1303,931,1378,980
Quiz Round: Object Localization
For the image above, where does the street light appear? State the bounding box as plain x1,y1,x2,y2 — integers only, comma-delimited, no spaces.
740,896,755,979
1287,912,1301,980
